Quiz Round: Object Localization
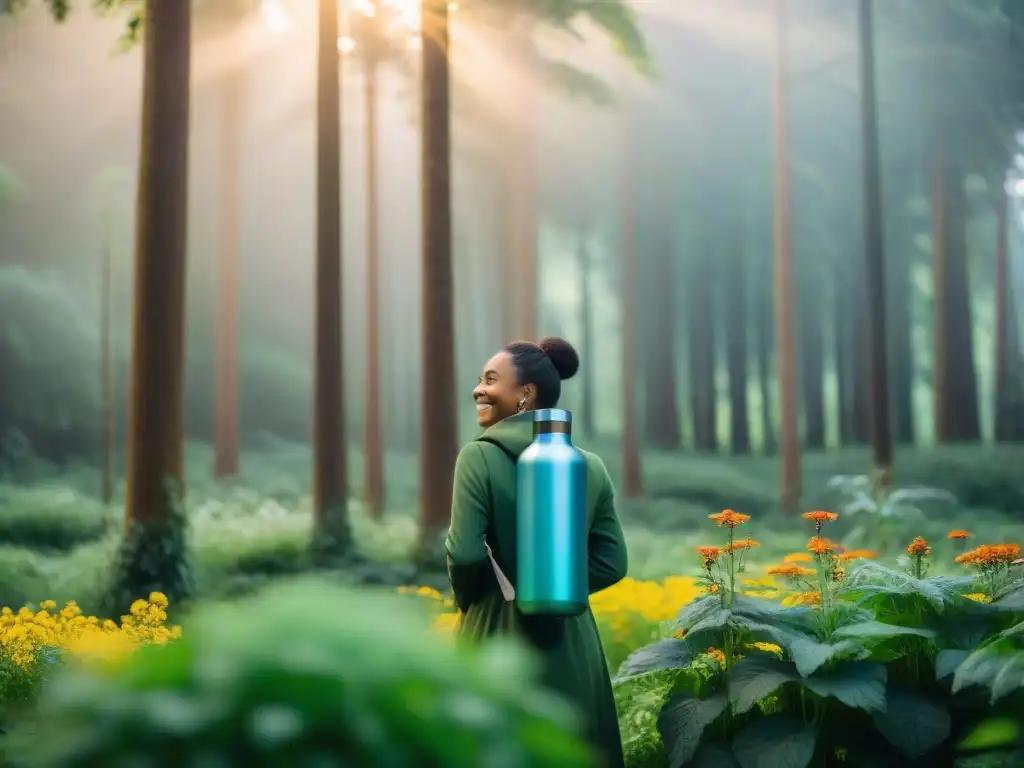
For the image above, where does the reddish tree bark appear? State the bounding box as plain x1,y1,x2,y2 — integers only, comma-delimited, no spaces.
418,0,459,542
213,67,241,480
773,0,801,512
930,138,980,443
619,107,643,499
312,0,350,547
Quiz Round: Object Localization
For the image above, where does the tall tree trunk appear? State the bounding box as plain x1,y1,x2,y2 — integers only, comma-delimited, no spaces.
313,0,350,549
500,19,537,341
576,224,596,440
362,13,385,519
213,67,241,480
850,274,870,444
620,108,643,498
118,0,193,606
100,208,115,505
995,184,1011,441
834,263,854,446
930,136,981,443
773,0,801,513
887,220,915,444
858,0,893,483
756,264,776,455
798,288,825,449
643,206,681,450
418,0,459,549
688,236,717,453
725,236,750,454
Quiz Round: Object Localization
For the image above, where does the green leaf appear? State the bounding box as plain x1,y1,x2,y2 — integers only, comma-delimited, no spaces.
936,649,970,680
657,692,727,768
787,636,864,678
731,596,813,630
831,621,935,641
694,743,741,768
801,661,887,712
683,610,733,644
952,645,1024,703
958,717,1021,751
538,59,616,106
617,639,694,680
732,715,817,768
872,687,951,760
728,657,799,714
677,595,724,627
842,562,953,611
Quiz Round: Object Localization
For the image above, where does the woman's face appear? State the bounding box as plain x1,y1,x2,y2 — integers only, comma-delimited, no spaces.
472,351,533,428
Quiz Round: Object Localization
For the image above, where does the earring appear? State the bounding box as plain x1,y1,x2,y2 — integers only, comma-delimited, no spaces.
517,398,527,413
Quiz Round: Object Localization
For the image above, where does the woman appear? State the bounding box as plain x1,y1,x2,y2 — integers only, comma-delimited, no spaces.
445,336,628,768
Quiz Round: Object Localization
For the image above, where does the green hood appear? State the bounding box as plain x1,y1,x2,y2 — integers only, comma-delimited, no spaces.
476,411,534,458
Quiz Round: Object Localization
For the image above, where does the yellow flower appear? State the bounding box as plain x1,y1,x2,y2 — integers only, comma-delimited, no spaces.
747,642,783,656
0,595,181,670
784,590,822,607
963,593,990,603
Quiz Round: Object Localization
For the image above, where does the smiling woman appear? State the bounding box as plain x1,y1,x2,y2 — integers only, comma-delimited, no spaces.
472,337,580,429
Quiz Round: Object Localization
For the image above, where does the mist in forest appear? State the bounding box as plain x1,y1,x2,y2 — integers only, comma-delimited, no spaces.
2,0,1024,474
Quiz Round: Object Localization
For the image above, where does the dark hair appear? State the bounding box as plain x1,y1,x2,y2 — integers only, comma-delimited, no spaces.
504,336,580,409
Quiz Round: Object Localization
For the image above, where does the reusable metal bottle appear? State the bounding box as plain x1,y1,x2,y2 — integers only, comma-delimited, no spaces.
516,408,587,617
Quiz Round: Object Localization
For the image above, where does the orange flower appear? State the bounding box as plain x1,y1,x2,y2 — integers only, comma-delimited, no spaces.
767,564,815,577
907,536,931,557
807,537,838,555
802,511,838,524
707,583,720,594
696,546,722,570
726,538,760,552
705,647,727,665
783,552,813,564
836,549,878,562
947,530,971,540
709,509,751,528
956,544,1021,567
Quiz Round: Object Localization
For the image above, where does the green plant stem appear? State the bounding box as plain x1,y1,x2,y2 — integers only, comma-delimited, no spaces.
914,555,922,580
815,554,831,619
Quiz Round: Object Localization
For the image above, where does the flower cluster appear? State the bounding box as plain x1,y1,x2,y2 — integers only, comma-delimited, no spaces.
955,543,1020,567
0,593,182,670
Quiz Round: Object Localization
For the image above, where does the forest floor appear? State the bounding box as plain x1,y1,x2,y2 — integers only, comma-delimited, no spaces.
0,439,1022,614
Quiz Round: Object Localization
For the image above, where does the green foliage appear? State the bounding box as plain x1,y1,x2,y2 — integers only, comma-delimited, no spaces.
0,486,112,552
0,268,103,462
614,515,1024,767
104,479,194,617
3,580,596,767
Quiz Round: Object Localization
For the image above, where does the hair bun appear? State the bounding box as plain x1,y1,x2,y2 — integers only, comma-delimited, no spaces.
537,336,579,381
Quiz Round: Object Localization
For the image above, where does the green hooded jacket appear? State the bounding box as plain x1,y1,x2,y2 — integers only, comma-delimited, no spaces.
445,411,628,768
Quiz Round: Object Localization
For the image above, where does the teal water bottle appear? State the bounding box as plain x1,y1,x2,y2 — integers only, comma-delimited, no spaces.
516,408,587,617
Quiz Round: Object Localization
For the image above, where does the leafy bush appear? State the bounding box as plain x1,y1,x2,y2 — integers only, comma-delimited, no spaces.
0,267,102,463
0,485,112,551
4,580,597,767
614,510,1024,767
